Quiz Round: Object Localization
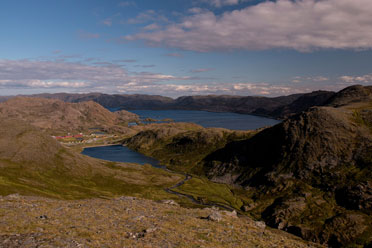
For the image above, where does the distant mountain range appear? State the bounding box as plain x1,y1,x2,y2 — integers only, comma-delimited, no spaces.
0,90,336,119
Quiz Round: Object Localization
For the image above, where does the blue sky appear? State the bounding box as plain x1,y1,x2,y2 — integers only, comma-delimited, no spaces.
1,0,372,97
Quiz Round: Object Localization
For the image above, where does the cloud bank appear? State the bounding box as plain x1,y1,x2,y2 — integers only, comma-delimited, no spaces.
116,82,303,97
126,0,372,52
1,59,369,97
340,74,372,84
0,60,187,93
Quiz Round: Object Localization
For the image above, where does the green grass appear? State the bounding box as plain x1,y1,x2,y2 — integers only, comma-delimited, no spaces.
119,125,258,210
0,156,182,201
173,177,244,210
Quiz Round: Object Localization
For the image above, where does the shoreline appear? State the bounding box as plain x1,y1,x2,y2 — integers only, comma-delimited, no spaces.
78,144,241,213
64,142,124,153
79,142,123,149
128,108,282,121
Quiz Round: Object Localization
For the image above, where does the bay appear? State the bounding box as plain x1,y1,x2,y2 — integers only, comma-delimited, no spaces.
82,145,163,168
130,110,280,130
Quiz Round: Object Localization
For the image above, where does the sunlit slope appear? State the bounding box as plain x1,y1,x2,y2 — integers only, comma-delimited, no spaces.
0,118,181,199
0,97,138,134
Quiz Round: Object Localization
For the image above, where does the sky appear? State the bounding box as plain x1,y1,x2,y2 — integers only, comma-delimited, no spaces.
1,0,372,97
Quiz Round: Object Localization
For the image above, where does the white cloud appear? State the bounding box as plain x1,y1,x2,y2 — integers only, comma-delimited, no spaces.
126,0,372,52
127,10,168,24
116,82,313,97
188,7,205,14
292,76,330,83
190,68,214,73
0,80,89,88
340,74,372,83
0,59,126,83
201,0,240,8
102,18,112,27
312,76,329,82
1,60,366,97
143,23,161,31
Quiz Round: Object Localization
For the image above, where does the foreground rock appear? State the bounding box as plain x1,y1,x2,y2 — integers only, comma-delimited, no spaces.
0,195,320,248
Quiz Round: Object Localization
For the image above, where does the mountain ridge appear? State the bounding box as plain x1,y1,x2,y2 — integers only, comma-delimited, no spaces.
201,85,372,246
1,89,337,119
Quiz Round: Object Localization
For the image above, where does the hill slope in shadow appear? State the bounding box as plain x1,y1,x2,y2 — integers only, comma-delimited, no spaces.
202,85,372,247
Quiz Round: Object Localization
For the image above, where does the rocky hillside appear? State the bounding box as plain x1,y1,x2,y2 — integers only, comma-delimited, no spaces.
202,85,372,247
0,195,319,248
124,123,254,173
253,90,335,119
173,94,299,114
34,92,174,109
326,85,372,106
0,96,11,103
0,97,138,134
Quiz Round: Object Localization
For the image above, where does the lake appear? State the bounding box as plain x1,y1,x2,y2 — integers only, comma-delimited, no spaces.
129,110,280,130
82,145,163,168
84,111,279,167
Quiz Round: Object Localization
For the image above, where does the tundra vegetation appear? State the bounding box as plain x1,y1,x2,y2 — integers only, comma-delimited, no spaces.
0,86,371,247
0,98,318,247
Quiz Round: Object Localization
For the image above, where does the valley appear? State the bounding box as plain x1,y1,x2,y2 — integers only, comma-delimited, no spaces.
0,85,371,247
4,0,372,246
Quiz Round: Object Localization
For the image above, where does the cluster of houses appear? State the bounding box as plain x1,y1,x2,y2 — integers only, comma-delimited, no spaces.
53,134,84,140
52,132,111,145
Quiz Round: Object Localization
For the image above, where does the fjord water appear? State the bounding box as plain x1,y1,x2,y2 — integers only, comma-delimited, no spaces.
82,145,163,168
86,110,280,166
130,110,280,130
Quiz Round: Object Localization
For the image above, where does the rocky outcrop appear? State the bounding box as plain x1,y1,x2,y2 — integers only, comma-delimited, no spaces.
255,90,335,119
320,213,370,247
124,123,253,172
326,85,372,107
336,181,372,212
204,101,372,187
